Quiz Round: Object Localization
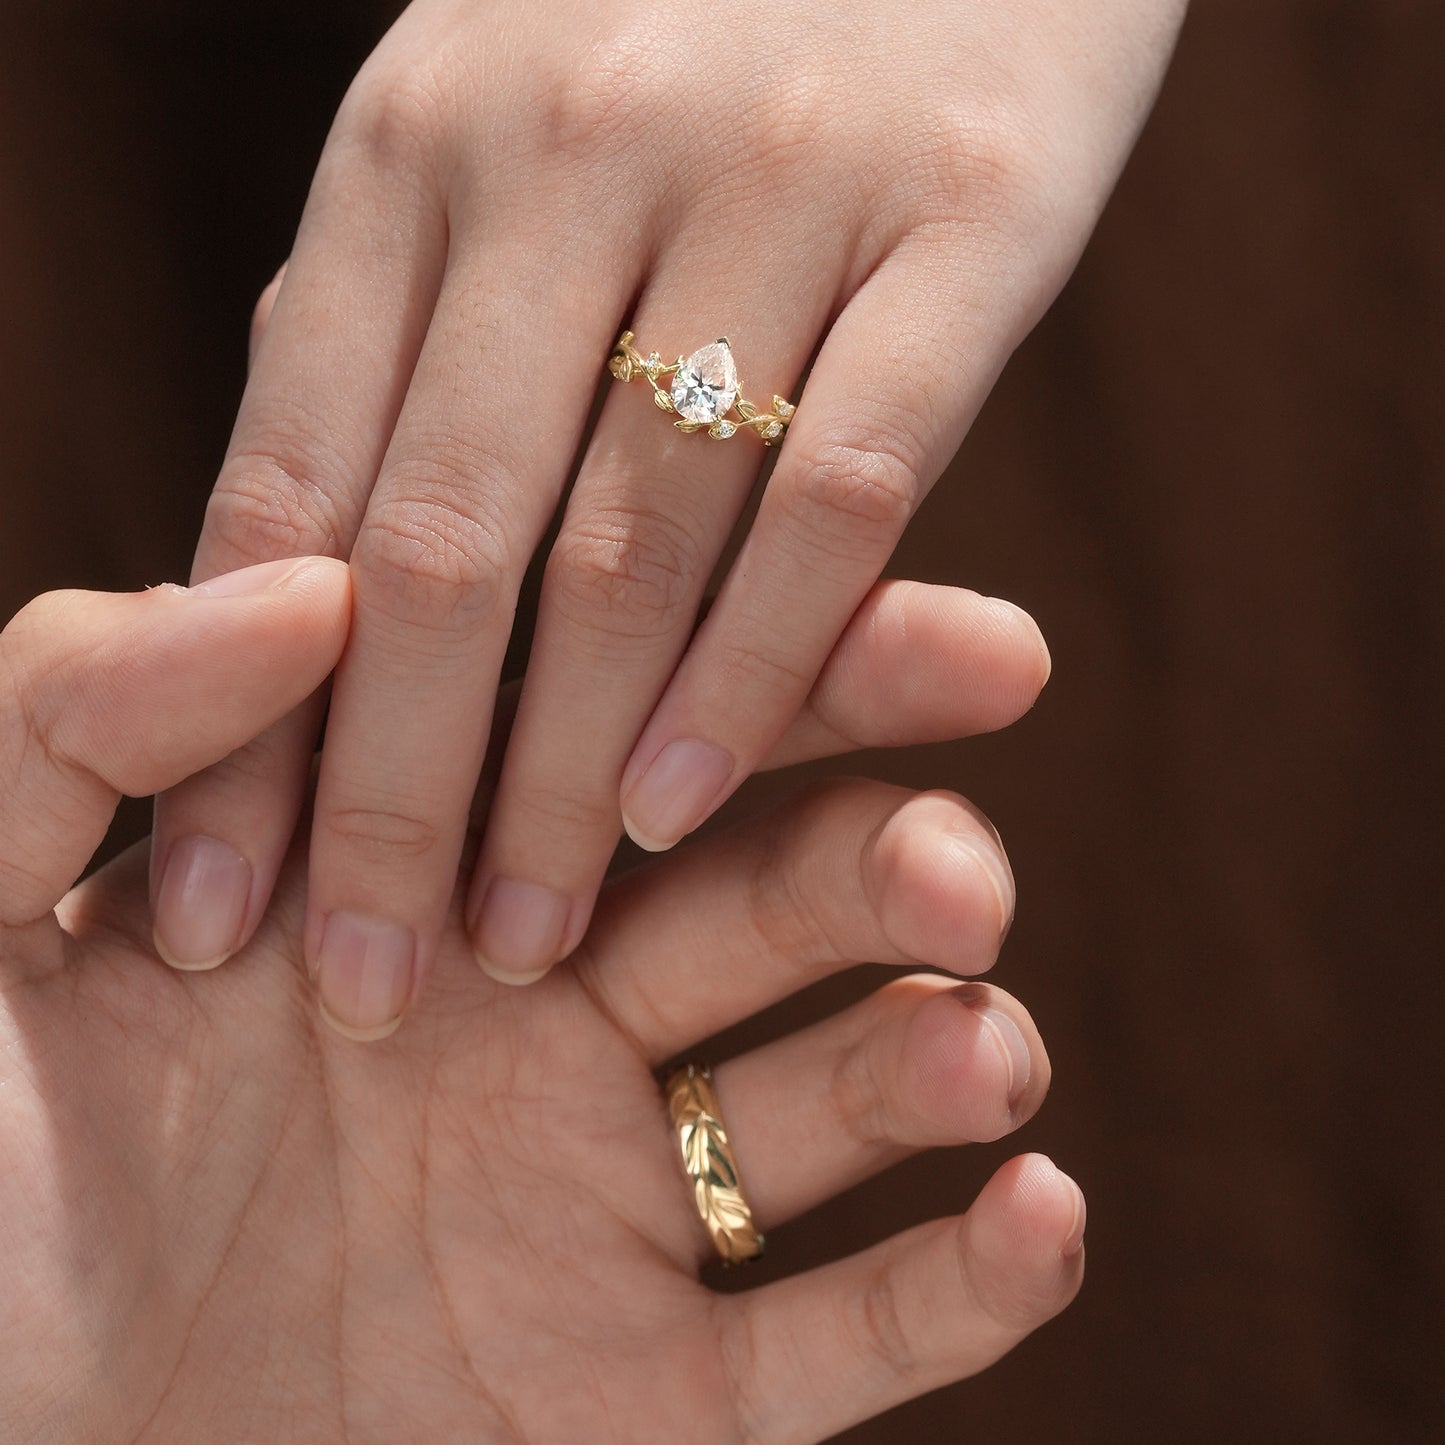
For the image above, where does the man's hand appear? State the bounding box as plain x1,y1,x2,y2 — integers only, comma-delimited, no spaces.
2,569,1081,1442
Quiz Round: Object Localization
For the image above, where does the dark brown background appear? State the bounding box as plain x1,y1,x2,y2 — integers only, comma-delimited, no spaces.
2,3,1440,1441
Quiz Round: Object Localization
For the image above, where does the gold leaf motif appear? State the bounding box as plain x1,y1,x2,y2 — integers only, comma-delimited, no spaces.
709,419,738,439
712,1196,754,1231
654,390,676,413
674,420,705,433
665,1065,764,1264
772,396,796,419
736,399,757,421
681,1118,716,1179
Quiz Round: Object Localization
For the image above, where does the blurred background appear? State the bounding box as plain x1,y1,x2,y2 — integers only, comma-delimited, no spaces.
2,2,1439,1439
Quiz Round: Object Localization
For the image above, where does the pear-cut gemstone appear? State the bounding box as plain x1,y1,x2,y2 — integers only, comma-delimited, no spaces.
671,341,738,424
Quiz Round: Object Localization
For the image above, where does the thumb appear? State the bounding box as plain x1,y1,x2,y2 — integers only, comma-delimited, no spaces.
0,557,350,927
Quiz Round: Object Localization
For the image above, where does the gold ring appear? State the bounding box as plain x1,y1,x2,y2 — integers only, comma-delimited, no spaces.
663,1063,765,1264
609,331,796,445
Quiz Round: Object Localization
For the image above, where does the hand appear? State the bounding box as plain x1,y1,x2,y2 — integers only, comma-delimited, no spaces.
154,0,1176,998
5,572,1081,1443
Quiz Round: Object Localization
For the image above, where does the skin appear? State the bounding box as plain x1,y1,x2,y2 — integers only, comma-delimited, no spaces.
3,564,1080,1442
150,0,1188,1029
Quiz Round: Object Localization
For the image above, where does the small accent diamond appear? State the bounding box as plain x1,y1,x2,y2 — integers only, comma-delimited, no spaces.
709,419,738,439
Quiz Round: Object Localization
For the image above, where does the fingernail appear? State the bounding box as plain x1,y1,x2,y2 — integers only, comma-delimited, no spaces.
188,557,310,598
978,1006,1033,1107
473,877,569,984
954,986,1032,1107
621,738,734,851
153,835,251,970
947,834,1015,940
314,912,414,1041
1060,1174,1087,1259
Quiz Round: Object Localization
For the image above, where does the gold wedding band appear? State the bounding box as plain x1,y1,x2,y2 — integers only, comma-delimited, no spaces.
608,331,796,445
663,1063,765,1264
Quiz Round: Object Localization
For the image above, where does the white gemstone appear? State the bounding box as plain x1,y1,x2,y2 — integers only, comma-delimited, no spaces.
671,341,738,424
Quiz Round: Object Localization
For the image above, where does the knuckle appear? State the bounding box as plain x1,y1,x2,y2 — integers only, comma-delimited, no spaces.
739,67,842,176
334,62,450,182
741,823,820,967
741,778,867,963
538,26,681,160
828,1036,890,1149
508,777,617,839
3,594,98,776
356,493,511,638
855,1262,918,1382
324,801,444,864
714,630,816,700
919,102,1052,241
547,505,701,640
3,662,57,784
3,589,73,662
207,445,348,568
783,424,920,557
826,979,936,1149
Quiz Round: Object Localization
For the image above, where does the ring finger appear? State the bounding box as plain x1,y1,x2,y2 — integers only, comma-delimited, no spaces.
706,974,1049,1241
469,221,849,983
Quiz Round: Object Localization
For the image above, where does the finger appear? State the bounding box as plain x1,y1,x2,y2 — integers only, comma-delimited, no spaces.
152,104,446,970
708,977,1049,1235
723,1153,1085,1445
0,559,349,932
574,781,1014,1064
469,231,842,984
459,583,1045,847
304,218,633,1041
247,262,287,372
620,228,1039,851
759,581,1050,771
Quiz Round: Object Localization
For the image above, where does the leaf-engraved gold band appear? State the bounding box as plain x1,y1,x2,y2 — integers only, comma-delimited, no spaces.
663,1063,765,1264
608,330,796,445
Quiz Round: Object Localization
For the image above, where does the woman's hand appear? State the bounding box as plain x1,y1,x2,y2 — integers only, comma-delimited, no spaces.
155,0,1180,995
3,572,1082,1443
